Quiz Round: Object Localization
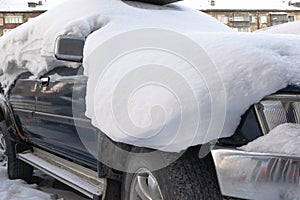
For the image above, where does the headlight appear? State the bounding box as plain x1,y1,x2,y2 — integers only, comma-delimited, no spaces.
255,94,300,135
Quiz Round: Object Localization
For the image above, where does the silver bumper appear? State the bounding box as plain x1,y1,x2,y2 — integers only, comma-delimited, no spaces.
211,148,300,200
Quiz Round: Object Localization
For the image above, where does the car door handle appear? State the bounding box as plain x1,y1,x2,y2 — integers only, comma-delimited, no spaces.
38,77,50,86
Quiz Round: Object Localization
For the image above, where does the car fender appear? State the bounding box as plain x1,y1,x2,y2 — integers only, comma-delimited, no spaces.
0,94,26,142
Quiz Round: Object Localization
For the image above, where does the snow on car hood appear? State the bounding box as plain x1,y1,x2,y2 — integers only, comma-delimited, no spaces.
1,0,300,152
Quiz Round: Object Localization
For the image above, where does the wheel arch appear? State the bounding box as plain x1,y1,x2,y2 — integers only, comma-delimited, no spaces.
0,94,26,142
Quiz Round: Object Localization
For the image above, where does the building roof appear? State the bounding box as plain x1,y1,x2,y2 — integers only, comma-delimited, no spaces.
0,0,65,12
179,0,300,11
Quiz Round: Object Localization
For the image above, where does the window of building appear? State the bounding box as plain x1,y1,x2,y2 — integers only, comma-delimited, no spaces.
232,13,250,28
233,13,250,21
270,13,288,26
233,27,251,32
232,21,250,27
250,16,257,23
218,15,228,24
4,15,23,24
288,16,295,22
28,2,37,7
0,18,3,26
3,29,12,35
260,16,267,23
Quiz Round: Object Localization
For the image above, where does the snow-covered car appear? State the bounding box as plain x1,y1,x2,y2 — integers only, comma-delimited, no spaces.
0,0,300,200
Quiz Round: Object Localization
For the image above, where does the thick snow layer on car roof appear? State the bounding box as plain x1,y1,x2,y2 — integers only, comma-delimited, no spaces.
256,20,300,35
1,0,300,152
240,123,300,155
0,0,230,89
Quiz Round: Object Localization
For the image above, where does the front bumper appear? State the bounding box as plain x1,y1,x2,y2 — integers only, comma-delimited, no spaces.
211,147,300,200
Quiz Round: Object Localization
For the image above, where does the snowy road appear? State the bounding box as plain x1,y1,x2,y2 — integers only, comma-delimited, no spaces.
0,166,89,200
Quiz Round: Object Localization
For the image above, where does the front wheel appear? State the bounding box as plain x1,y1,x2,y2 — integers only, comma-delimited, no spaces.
0,126,7,166
121,147,222,200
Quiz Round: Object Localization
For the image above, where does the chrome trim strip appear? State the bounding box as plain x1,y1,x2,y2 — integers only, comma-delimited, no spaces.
13,108,33,114
34,111,91,124
263,94,300,101
14,108,94,129
211,147,300,200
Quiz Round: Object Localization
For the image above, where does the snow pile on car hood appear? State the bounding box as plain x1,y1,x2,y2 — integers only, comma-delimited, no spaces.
85,31,300,152
240,123,300,155
256,20,300,35
1,0,300,152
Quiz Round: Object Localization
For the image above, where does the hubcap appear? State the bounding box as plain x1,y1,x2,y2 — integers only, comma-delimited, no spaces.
0,132,7,166
130,168,164,200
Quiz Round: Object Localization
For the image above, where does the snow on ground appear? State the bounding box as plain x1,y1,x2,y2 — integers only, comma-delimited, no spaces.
256,20,300,35
0,166,89,200
1,0,300,152
240,123,300,155
0,166,52,200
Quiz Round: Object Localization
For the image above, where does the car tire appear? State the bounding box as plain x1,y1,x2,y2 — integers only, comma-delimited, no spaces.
0,121,33,182
121,147,222,200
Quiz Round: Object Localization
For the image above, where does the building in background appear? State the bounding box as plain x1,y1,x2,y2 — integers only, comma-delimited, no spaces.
1,0,300,34
0,0,63,36
199,0,300,32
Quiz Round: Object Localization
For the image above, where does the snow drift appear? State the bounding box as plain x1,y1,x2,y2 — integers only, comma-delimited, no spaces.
257,20,300,35
240,123,300,155
0,166,90,200
0,167,52,200
1,0,300,152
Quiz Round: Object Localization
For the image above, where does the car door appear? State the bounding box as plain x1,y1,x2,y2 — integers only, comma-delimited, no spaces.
9,72,39,137
33,66,98,167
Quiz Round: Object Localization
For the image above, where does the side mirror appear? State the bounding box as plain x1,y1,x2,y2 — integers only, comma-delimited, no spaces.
54,35,86,63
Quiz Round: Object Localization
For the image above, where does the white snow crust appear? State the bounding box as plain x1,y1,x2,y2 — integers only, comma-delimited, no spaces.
1,0,300,152
240,123,300,155
257,20,300,35
0,167,52,200
0,166,89,200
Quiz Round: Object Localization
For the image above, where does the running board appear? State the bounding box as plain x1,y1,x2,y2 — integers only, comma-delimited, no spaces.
17,147,106,200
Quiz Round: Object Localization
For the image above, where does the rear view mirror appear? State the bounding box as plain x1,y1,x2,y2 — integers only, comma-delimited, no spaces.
54,35,86,63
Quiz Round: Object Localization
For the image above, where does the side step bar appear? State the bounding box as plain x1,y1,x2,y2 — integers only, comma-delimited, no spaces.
18,147,106,200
